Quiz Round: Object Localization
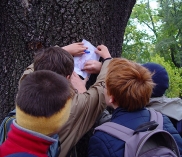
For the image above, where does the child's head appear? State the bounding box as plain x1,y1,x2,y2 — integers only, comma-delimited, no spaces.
16,70,73,135
34,46,74,78
105,58,154,111
142,62,169,97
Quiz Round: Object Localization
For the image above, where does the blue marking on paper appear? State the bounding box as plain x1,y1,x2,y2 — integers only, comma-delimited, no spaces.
84,50,90,54
74,39,100,78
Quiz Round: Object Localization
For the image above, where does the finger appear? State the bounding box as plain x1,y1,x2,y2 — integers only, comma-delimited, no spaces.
81,47,88,51
84,61,92,66
85,70,93,74
82,64,92,70
82,66,94,72
96,45,102,50
81,67,89,71
95,49,100,54
97,44,105,50
75,47,87,54
77,42,84,45
77,51,85,55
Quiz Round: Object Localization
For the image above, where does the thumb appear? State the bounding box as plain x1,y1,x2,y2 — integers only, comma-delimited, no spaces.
95,49,100,54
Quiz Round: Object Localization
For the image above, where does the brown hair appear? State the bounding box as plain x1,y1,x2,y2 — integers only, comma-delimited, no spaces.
34,46,74,77
106,58,154,111
16,70,72,117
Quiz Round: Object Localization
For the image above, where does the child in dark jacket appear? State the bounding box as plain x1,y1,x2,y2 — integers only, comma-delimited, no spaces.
0,70,73,157
88,58,182,157
143,62,182,137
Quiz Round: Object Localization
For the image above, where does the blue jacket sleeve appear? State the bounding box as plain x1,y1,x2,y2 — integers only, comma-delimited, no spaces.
163,115,182,156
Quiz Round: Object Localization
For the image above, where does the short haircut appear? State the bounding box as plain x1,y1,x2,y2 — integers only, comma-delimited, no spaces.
34,46,74,77
106,58,154,111
16,70,73,117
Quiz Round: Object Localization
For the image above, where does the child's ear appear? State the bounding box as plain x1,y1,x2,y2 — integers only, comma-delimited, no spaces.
109,95,115,103
66,75,71,79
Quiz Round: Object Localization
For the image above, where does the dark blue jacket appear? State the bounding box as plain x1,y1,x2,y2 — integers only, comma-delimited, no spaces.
88,108,182,157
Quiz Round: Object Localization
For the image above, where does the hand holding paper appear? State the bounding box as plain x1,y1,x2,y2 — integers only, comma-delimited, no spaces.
82,60,102,74
62,42,87,56
74,39,100,78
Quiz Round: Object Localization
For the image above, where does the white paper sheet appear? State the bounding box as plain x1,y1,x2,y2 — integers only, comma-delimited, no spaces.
74,39,100,78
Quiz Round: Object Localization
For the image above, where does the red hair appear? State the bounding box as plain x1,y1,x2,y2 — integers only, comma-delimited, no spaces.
106,58,154,111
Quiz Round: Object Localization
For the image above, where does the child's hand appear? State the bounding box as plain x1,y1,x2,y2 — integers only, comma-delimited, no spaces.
82,60,102,74
62,42,87,56
95,45,111,59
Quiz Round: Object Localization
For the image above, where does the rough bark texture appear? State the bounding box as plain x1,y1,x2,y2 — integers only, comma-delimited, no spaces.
0,0,136,130
0,0,136,156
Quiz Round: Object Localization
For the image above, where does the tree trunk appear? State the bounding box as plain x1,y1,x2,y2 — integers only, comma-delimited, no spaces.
0,0,136,123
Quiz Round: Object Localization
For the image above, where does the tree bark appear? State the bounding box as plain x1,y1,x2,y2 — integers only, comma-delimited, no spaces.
0,0,136,122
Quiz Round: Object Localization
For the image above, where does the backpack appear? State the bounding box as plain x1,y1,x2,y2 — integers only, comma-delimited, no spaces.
0,109,16,144
0,109,60,157
95,108,180,157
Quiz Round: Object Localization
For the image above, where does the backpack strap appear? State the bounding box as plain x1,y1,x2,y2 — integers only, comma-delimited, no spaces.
94,122,133,142
148,108,163,129
0,109,16,144
94,109,164,142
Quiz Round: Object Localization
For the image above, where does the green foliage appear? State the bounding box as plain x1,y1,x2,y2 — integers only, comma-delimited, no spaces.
150,54,182,97
122,23,153,63
122,0,157,63
156,0,182,67
123,0,182,97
